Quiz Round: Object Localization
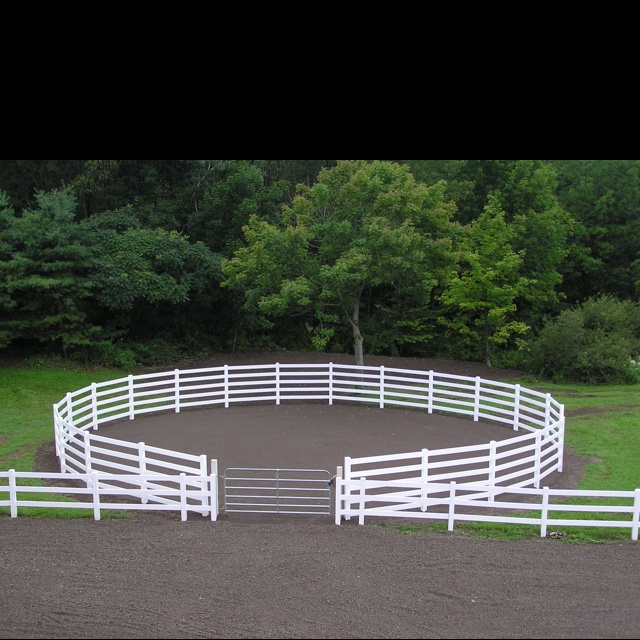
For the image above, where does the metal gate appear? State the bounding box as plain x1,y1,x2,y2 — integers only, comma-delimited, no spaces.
223,468,332,515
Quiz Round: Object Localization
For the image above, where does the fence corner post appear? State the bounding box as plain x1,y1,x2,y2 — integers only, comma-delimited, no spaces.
632,489,640,542
540,486,550,538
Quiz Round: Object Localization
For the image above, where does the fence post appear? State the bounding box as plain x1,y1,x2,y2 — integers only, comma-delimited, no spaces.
53,404,61,460
276,362,280,406
224,365,229,408
379,366,385,409
447,481,456,531
534,431,542,488
344,457,352,520
175,369,181,413
328,362,333,405
632,489,640,542
210,459,218,522
428,371,434,414
540,486,550,537
138,442,148,504
199,454,208,514
558,408,565,472
180,473,188,521
545,393,551,427
92,471,101,521
91,383,98,429
474,377,481,421
9,469,17,518
66,392,73,424
334,465,343,525
128,375,135,420
421,449,429,512
513,384,521,431
358,477,367,526
488,441,497,501
84,431,93,487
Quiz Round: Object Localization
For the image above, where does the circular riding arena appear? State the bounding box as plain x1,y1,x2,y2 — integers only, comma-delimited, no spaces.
94,401,541,520
4,352,639,640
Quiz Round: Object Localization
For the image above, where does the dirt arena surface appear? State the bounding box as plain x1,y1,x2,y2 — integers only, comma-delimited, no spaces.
2,351,639,639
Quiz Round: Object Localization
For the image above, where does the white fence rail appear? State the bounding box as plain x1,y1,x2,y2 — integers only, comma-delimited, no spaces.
0,361,636,538
334,477,640,541
0,467,218,521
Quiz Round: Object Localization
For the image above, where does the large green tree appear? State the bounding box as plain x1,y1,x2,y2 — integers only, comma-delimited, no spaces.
438,195,531,366
0,188,98,355
222,160,457,365
86,208,223,343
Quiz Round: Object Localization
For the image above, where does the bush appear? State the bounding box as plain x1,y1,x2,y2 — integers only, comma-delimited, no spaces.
528,295,640,384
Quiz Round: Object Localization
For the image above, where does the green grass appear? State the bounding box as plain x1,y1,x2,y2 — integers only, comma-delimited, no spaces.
0,362,127,519
2,361,640,540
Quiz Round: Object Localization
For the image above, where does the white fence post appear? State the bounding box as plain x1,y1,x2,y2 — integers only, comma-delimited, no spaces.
9,469,17,518
138,442,148,504
632,489,640,542
534,431,542,488
128,375,135,420
199,454,208,514
84,431,92,481
558,410,565,472
447,481,456,531
421,449,429,512
358,477,367,526
540,486,550,537
276,362,280,406
474,377,481,421
180,473,188,521
66,392,73,424
343,457,352,520
175,369,181,413
224,365,229,408
328,362,333,405
513,384,521,431
545,393,551,427
210,459,218,522
379,366,385,409
488,441,497,500
334,465,343,524
428,371,434,414
91,383,98,429
92,471,101,520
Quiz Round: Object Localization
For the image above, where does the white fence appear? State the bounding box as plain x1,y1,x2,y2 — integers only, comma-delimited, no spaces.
0,362,638,539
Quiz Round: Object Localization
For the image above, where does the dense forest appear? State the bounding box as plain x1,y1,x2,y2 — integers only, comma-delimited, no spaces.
1,160,639,383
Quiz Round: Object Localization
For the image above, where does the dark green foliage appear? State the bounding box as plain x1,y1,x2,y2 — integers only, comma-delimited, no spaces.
528,295,640,383
0,188,99,356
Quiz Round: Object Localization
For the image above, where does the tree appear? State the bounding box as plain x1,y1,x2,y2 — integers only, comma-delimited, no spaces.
86,208,222,342
0,188,98,356
221,160,457,365
438,195,531,366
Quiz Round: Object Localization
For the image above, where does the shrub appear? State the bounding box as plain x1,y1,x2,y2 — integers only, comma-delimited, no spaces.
528,295,640,383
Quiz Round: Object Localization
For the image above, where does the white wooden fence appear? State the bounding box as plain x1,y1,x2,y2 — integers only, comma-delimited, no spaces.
0,362,637,539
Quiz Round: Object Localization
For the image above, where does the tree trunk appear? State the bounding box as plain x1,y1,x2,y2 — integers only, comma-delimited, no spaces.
351,296,364,366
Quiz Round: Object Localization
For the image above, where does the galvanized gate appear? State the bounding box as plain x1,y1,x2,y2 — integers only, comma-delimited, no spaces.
223,467,332,515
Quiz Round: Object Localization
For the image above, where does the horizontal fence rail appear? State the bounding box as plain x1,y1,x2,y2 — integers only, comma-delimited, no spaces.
0,468,218,521
0,361,635,538
334,478,640,541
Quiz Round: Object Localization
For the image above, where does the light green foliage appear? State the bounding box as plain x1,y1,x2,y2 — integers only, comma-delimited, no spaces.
222,160,457,363
439,195,532,366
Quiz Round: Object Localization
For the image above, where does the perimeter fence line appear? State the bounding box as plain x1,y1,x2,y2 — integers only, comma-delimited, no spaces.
1,362,638,539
